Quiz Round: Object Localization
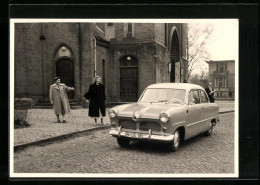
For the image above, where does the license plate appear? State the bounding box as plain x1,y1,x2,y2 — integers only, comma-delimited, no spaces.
124,131,143,139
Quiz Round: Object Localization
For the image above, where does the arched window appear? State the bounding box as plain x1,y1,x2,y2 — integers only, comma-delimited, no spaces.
170,29,180,82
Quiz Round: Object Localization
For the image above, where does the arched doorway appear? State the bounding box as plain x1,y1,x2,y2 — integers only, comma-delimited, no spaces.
54,44,74,99
56,58,74,99
120,55,138,102
170,29,180,82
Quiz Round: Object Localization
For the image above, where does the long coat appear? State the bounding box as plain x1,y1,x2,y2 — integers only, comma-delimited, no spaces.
205,86,215,103
49,83,73,114
84,83,106,117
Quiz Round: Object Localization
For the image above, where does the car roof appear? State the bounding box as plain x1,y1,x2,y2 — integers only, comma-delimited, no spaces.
146,83,204,91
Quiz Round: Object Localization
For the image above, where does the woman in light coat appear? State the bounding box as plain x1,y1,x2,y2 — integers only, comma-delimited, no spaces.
49,77,74,123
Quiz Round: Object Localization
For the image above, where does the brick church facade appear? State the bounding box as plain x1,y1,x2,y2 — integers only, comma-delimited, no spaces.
14,22,188,103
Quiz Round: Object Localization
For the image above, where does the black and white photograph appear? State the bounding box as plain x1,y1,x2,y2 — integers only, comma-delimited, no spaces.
9,18,239,178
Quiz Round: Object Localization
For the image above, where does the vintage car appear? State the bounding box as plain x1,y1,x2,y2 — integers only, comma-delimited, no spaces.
108,83,219,151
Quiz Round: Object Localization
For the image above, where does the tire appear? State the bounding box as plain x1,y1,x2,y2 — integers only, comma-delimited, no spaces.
168,129,181,152
205,124,213,136
117,138,130,148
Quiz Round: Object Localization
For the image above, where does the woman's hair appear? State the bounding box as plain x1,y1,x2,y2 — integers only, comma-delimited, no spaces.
94,75,102,83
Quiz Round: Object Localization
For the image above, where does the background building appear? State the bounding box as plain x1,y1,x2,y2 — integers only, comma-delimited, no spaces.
206,60,235,99
14,22,188,104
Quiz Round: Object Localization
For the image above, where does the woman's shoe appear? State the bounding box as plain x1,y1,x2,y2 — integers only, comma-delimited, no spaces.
101,118,105,125
93,118,97,126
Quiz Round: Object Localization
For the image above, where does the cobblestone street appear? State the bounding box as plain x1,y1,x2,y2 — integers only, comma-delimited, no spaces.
13,112,235,175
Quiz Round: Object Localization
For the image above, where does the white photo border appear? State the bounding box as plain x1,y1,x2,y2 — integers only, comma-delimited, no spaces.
9,18,239,178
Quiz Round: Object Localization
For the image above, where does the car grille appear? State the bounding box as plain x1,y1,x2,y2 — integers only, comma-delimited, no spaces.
119,120,136,130
140,121,161,132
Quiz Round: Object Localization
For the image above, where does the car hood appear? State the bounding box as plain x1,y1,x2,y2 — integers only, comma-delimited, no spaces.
115,102,183,119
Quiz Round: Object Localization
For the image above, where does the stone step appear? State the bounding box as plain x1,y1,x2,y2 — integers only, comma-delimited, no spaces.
37,100,82,103
35,102,82,106
33,106,83,109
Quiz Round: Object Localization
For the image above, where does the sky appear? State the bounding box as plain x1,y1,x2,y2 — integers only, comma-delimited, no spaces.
207,20,238,61
191,19,239,76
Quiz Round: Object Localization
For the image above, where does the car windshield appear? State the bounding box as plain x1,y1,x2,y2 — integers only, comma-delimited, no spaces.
139,88,186,104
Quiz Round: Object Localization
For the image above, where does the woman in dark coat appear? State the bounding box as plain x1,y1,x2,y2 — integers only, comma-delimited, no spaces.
84,76,106,126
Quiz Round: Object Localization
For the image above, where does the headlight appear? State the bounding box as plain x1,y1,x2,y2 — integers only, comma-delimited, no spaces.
109,108,117,118
159,112,169,123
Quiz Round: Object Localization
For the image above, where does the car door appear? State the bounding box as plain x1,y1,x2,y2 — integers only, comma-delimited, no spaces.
186,89,204,138
200,89,213,132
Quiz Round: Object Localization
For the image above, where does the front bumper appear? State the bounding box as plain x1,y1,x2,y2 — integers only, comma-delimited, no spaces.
109,128,174,142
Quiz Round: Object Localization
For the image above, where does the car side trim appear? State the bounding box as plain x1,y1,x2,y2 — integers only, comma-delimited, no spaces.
172,121,185,126
187,116,218,128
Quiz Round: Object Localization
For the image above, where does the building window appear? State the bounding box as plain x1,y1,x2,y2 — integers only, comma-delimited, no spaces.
219,63,224,73
229,91,233,97
126,23,134,37
107,23,113,26
128,23,132,33
218,78,224,87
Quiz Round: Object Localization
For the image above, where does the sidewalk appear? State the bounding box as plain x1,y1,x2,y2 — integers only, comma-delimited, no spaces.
13,101,235,148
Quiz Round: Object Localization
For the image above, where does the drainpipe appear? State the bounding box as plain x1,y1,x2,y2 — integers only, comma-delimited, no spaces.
93,37,97,77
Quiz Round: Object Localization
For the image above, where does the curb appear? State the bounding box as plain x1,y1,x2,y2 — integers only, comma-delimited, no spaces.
14,110,234,152
14,125,110,152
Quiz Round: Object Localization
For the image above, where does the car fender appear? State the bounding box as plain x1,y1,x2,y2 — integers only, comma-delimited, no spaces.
165,106,188,135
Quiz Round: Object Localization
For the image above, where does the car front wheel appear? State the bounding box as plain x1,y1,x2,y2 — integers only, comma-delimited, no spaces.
168,129,181,152
117,138,130,148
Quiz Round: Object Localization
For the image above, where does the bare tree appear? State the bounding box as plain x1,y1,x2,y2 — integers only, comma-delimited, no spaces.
187,23,214,80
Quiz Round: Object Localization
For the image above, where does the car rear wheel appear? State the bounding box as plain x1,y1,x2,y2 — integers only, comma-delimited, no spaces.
117,138,130,147
168,129,181,152
205,124,213,136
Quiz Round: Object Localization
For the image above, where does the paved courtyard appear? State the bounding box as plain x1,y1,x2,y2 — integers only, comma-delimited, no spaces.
13,112,235,175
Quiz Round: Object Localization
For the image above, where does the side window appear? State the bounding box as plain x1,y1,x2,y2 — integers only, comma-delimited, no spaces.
192,90,200,104
200,90,209,103
189,90,200,104
188,91,194,103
